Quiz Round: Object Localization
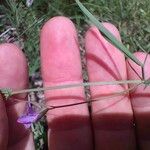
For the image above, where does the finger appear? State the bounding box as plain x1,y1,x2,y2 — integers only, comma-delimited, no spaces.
0,43,35,149
85,23,136,150
40,16,93,150
0,94,8,149
127,52,150,149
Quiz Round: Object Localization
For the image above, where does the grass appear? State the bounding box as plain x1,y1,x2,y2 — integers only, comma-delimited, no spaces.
0,0,150,149
0,0,150,74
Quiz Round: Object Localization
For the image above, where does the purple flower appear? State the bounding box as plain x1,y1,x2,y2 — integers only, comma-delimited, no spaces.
17,104,49,129
17,105,39,129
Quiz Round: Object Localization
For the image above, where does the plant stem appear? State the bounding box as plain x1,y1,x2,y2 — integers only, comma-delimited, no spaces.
47,83,139,110
11,80,143,96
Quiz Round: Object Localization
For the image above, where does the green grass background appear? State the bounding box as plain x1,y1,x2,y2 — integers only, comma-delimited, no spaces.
0,0,150,149
0,0,150,74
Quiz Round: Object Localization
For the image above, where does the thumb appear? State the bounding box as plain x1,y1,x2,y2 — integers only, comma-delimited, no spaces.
0,93,8,149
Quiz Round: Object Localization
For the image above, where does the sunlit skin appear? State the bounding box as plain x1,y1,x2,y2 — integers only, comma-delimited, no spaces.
0,16,149,150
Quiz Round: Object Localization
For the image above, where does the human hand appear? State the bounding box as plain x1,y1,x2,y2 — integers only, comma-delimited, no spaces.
0,16,149,150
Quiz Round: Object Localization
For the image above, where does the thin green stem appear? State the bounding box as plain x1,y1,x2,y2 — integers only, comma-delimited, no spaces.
142,66,145,80
11,80,144,96
47,83,139,110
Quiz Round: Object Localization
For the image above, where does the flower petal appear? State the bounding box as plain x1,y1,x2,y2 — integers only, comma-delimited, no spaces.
17,114,38,124
24,123,32,129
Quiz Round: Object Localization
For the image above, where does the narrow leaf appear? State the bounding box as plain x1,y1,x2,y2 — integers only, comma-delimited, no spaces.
75,0,143,67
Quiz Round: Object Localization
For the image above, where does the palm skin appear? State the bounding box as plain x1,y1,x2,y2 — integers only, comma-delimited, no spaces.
0,16,149,150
